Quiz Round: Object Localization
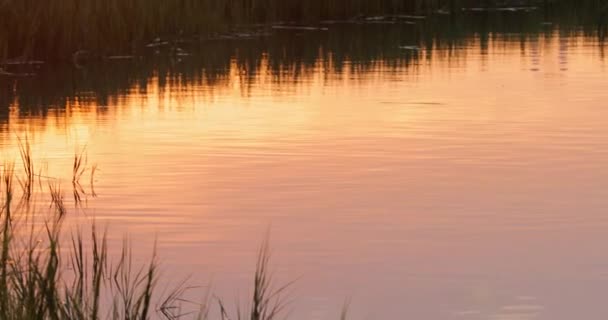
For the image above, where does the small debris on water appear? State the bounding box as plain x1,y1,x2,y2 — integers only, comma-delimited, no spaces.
462,6,538,12
271,25,329,31
146,39,170,48
0,68,35,77
399,45,421,51
107,55,135,60
393,14,426,20
2,60,45,66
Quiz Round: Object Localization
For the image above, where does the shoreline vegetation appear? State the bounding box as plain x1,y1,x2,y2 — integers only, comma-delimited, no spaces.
0,140,294,320
0,0,605,64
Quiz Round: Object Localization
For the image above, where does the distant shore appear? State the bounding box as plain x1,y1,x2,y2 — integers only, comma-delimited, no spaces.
2,0,600,63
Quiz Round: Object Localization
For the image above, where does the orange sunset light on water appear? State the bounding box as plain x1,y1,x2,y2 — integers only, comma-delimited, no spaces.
0,31,607,319
2,0,608,318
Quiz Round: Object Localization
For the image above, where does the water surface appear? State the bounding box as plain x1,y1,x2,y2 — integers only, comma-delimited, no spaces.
2,18,608,319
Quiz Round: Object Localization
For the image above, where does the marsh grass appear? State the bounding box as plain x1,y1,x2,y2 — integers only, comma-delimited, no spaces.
339,299,351,320
0,141,321,320
0,1,604,64
247,236,292,320
0,0,466,61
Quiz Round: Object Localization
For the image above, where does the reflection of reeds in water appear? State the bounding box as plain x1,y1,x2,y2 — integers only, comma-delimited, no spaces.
16,136,34,201
72,147,90,207
73,147,87,185
48,182,66,217
0,150,343,319
12,137,96,208
90,164,98,198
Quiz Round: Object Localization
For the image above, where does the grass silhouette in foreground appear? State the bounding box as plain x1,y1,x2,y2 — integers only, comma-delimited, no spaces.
0,142,313,320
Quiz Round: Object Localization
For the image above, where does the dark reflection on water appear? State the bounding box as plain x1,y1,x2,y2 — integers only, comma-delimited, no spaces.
1,11,605,123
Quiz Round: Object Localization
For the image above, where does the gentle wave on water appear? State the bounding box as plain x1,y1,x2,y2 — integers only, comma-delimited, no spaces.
1,25,608,319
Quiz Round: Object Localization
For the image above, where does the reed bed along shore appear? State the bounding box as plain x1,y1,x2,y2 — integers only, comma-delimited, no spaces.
0,0,444,61
0,140,298,320
3,0,599,62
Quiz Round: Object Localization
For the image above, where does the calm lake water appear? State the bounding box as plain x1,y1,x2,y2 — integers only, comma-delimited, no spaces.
2,17,608,319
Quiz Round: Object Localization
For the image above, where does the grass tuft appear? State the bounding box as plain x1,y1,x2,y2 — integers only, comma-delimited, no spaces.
0,149,348,320
16,135,34,201
73,147,88,185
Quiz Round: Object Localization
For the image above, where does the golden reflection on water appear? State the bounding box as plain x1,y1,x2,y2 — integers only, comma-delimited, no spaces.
3,34,608,319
